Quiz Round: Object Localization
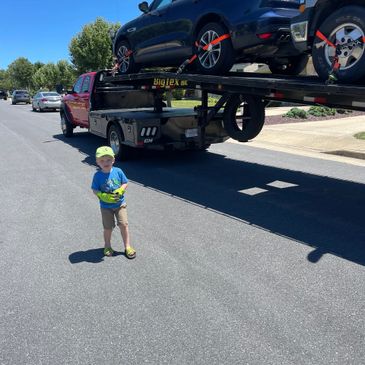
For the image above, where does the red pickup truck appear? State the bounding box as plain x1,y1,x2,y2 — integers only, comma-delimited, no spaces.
60,70,229,160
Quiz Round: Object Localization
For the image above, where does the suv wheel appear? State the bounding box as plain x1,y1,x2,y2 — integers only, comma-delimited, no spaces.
196,23,234,75
115,40,140,74
312,6,365,82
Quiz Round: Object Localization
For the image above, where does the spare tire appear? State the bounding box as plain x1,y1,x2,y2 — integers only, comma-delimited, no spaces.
223,94,265,142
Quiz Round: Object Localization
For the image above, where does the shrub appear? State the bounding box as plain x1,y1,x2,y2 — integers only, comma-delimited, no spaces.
283,107,308,119
172,88,184,100
308,106,336,117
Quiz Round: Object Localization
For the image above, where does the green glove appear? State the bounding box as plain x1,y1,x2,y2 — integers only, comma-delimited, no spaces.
113,186,125,196
96,192,117,204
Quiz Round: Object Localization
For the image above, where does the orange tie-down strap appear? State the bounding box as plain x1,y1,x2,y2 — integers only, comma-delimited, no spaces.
316,30,336,48
316,30,365,50
187,33,231,65
176,33,231,74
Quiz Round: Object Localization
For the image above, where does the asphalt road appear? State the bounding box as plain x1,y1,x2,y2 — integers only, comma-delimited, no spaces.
0,101,364,365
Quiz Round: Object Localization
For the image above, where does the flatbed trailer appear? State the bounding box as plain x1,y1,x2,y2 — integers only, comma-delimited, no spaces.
95,70,365,146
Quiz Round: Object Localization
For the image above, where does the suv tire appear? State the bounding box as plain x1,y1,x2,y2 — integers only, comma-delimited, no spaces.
312,6,365,83
115,40,140,74
196,22,234,75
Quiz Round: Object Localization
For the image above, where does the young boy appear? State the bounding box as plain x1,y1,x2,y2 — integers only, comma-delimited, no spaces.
91,146,136,259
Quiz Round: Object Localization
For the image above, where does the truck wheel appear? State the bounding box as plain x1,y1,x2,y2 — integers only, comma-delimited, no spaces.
115,40,140,74
312,6,365,83
108,124,134,161
196,23,234,75
61,112,73,137
223,94,265,142
269,55,309,76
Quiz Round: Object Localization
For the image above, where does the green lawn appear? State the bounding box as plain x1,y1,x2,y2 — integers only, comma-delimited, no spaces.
354,132,365,140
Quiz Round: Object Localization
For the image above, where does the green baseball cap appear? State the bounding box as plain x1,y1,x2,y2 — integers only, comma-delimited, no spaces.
95,146,115,158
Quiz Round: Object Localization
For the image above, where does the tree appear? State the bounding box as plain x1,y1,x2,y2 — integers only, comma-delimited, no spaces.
69,17,120,73
0,69,11,91
31,61,76,92
56,60,76,89
32,63,60,91
7,57,34,89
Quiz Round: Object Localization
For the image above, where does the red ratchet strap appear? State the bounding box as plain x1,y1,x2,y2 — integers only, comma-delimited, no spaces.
177,33,231,74
316,30,336,48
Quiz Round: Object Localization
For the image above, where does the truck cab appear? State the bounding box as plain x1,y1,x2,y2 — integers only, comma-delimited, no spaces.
61,72,96,129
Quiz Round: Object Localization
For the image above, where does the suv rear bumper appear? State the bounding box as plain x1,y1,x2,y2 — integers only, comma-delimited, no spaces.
232,8,302,57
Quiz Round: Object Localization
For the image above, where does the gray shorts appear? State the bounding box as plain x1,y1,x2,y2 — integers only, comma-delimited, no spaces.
100,204,128,229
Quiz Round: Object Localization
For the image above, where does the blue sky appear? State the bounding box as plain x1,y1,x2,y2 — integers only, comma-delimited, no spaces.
0,0,144,70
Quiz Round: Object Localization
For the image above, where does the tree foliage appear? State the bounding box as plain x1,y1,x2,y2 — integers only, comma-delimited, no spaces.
7,57,34,89
0,69,11,90
69,17,120,73
32,60,76,91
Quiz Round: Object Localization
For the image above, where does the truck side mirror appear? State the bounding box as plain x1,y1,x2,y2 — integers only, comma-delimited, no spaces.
138,1,149,13
56,84,64,94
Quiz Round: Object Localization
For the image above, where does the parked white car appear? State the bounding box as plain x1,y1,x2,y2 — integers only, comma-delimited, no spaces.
32,91,62,112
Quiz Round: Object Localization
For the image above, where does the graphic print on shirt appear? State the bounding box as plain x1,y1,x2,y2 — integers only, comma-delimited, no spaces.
101,178,120,193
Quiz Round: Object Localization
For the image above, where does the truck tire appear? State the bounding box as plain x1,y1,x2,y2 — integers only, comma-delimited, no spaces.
196,23,234,75
223,94,265,142
312,6,365,83
61,112,74,137
115,40,140,74
269,55,309,76
108,124,134,161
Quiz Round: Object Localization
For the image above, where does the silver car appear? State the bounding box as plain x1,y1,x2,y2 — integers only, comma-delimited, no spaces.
12,90,31,104
32,91,62,112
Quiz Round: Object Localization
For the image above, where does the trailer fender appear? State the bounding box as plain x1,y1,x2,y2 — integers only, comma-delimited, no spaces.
223,94,265,142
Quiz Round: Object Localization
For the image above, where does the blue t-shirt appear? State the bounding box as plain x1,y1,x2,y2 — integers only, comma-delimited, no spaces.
91,167,128,209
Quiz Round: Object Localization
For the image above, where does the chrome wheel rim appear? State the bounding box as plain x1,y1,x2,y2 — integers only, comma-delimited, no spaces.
324,23,365,70
117,45,130,73
198,30,222,69
109,130,120,155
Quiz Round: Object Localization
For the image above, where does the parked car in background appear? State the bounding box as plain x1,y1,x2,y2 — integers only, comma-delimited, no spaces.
11,90,31,105
290,0,365,83
0,90,7,100
32,91,62,112
113,0,308,76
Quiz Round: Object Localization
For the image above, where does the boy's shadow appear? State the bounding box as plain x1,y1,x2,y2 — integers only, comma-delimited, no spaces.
69,248,124,264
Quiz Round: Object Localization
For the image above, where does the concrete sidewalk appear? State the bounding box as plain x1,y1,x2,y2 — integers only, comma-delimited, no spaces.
230,109,365,167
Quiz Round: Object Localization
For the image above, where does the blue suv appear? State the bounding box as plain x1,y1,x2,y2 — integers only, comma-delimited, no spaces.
113,0,308,75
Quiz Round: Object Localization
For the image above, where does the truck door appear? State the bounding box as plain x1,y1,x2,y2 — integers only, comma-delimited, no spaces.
66,76,84,124
78,75,92,127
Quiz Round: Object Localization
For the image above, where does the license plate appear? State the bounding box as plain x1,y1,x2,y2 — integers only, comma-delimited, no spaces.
185,128,198,138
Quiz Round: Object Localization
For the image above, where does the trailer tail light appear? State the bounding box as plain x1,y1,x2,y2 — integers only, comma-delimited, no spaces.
257,33,273,40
